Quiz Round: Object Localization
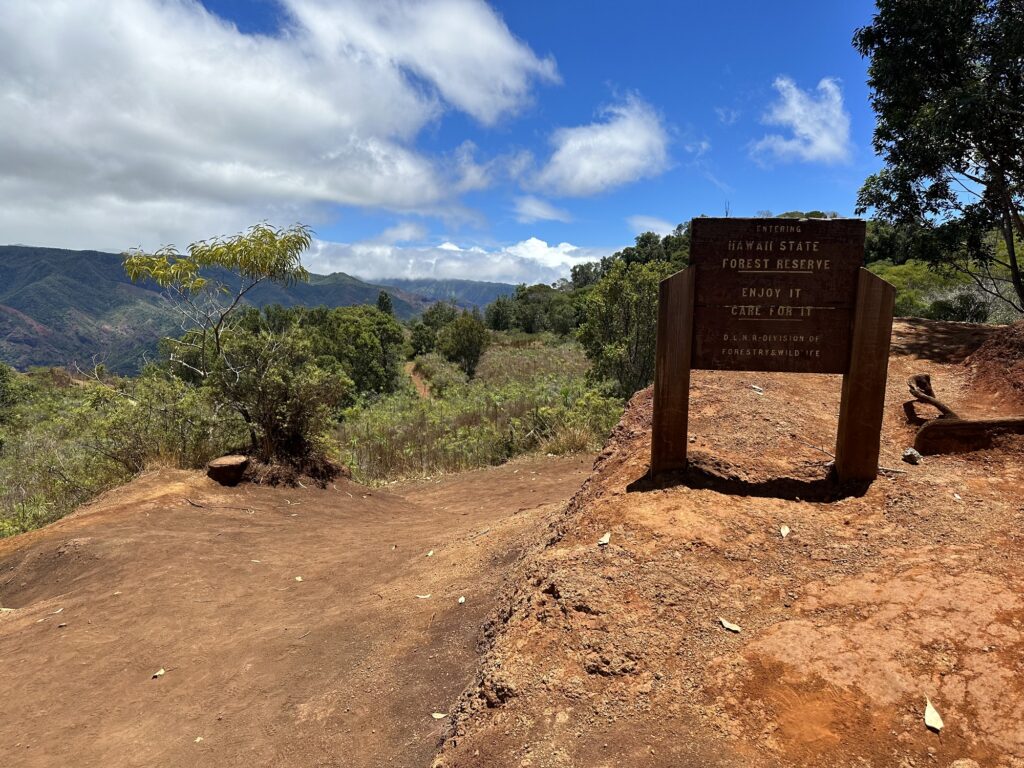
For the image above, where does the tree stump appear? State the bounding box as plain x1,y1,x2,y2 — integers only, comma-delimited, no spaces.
206,455,249,486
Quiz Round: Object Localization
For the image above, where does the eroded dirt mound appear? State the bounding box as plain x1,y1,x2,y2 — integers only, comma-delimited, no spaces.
0,454,593,768
966,319,1024,404
434,319,1024,768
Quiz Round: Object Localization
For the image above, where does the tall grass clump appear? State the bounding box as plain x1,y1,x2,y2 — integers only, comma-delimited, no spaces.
338,341,621,484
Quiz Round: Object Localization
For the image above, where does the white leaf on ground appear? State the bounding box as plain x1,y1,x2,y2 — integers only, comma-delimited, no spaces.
415,594,432,599
719,617,742,633
953,493,962,501
251,560,261,563
152,668,165,679
924,698,944,731
751,385,764,395
194,737,203,743
426,550,434,557
431,712,447,719
295,576,303,582
458,596,466,604
598,532,611,546
780,525,791,539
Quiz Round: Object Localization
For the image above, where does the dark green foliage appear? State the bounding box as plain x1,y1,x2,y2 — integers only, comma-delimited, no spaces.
579,259,675,398
409,321,437,357
301,306,405,396
0,363,19,422
209,327,350,465
421,300,459,331
376,291,394,316
854,0,1024,311
926,292,990,323
437,310,489,377
484,295,515,331
569,262,601,290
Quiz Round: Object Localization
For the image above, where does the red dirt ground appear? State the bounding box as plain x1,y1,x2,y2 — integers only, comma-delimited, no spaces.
0,455,593,768
433,319,1024,768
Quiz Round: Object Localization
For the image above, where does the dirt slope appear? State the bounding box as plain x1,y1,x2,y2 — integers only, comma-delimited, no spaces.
0,454,593,768
434,319,1024,768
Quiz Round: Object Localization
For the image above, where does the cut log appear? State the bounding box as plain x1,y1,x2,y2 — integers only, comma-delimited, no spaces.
206,455,250,486
914,418,1024,455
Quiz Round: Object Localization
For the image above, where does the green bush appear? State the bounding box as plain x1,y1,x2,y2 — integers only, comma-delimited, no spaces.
579,258,676,397
412,353,467,397
0,368,245,537
437,310,489,376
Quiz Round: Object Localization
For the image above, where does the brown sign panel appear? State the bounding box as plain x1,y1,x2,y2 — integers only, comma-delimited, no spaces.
689,218,865,374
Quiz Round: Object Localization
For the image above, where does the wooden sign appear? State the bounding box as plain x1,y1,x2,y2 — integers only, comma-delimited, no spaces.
651,218,895,482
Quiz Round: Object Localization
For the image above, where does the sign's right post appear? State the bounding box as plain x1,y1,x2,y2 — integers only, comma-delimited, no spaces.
834,269,896,482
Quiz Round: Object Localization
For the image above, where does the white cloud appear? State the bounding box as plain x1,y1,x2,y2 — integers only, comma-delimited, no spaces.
534,95,670,196
750,77,852,165
513,196,571,223
715,107,740,126
627,216,676,236
306,235,608,284
0,0,556,250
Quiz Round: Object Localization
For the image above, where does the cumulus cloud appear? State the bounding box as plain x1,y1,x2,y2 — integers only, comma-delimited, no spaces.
305,235,608,284
534,96,670,196
627,216,676,236
513,196,571,223
0,0,556,250
750,77,851,165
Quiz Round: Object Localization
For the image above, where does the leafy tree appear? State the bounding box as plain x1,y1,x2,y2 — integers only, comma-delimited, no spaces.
409,321,437,357
208,326,350,467
303,305,404,396
421,300,459,331
484,295,515,331
123,223,312,378
854,0,1024,312
376,290,394,316
437,310,489,377
579,259,676,397
570,262,601,290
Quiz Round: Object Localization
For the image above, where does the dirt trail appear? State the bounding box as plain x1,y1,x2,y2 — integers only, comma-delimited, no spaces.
0,454,593,768
405,361,431,399
434,319,1024,768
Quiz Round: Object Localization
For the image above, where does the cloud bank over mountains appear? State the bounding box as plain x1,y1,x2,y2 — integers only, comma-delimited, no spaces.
0,1,858,284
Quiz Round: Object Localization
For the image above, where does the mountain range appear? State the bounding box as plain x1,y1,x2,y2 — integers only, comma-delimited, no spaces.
0,245,515,372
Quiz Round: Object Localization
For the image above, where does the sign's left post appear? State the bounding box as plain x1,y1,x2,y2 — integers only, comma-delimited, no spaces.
650,266,695,475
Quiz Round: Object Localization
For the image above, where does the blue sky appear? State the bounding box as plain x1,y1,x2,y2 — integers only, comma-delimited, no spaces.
0,0,882,283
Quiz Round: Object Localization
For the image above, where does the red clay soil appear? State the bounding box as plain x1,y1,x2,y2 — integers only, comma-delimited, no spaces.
0,454,593,768
433,319,1024,768
966,319,1024,404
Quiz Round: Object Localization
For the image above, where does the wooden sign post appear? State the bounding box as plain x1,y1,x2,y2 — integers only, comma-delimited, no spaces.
651,218,895,482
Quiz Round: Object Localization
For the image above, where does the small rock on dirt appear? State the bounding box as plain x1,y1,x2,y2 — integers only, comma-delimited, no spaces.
902,447,923,465
206,455,249,486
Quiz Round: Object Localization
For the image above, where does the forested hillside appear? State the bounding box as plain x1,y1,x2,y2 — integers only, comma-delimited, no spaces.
0,246,487,371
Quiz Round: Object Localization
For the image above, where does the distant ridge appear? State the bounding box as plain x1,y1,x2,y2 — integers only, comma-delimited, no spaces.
0,245,505,372
375,277,515,308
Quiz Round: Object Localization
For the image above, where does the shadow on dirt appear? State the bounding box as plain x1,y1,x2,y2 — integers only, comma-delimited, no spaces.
890,318,998,364
626,454,871,502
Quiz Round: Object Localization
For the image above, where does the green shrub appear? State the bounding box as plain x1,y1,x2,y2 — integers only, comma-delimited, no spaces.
437,310,489,376
412,353,467,397
579,259,675,397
